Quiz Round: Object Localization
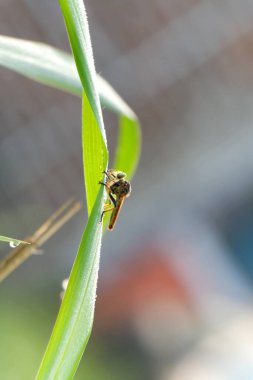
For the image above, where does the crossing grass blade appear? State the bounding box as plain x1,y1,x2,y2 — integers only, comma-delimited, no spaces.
0,33,133,117
113,115,141,180
0,34,141,179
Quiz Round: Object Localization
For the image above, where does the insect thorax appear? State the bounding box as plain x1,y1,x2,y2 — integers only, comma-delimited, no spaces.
110,179,131,197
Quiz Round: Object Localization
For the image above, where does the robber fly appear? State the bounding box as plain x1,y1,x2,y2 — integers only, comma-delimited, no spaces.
99,169,131,230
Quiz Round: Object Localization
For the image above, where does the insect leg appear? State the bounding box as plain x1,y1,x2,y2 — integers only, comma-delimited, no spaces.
102,171,109,179
98,181,111,192
103,170,118,181
100,205,115,222
109,192,117,207
100,193,117,223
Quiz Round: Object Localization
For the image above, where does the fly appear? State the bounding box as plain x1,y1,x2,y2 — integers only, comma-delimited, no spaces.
99,169,131,230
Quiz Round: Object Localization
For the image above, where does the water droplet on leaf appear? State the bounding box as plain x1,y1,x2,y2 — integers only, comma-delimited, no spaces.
9,241,20,248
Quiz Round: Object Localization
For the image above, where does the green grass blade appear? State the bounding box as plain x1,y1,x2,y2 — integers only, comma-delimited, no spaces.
0,35,81,96
0,35,134,117
97,75,136,118
36,94,107,380
0,235,30,246
82,92,108,214
58,0,108,211
59,0,106,142
113,115,141,180
36,187,104,380
36,0,108,379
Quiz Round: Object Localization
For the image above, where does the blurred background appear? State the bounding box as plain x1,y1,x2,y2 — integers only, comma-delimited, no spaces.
1,0,253,379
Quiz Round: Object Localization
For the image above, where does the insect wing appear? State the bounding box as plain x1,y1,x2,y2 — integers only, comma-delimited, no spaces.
108,196,126,230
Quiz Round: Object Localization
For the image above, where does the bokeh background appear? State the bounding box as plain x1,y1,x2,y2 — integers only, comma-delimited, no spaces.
2,0,253,379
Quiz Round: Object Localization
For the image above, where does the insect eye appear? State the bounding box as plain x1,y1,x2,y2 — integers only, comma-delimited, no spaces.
117,172,126,179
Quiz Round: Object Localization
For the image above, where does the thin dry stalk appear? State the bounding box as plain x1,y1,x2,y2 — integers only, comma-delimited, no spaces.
0,199,82,282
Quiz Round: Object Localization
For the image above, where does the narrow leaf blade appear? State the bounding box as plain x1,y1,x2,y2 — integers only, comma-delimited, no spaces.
0,235,30,246
113,115,141,179
0,35,81,96
36,0,108,379
82,92,108,214
0,35,135,117
59,0,106,143
36,187,104,380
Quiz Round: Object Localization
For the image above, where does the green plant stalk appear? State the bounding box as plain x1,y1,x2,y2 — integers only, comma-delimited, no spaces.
36,187,105,380
59,0,106,144
36,0,108,378
113,115,141,179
